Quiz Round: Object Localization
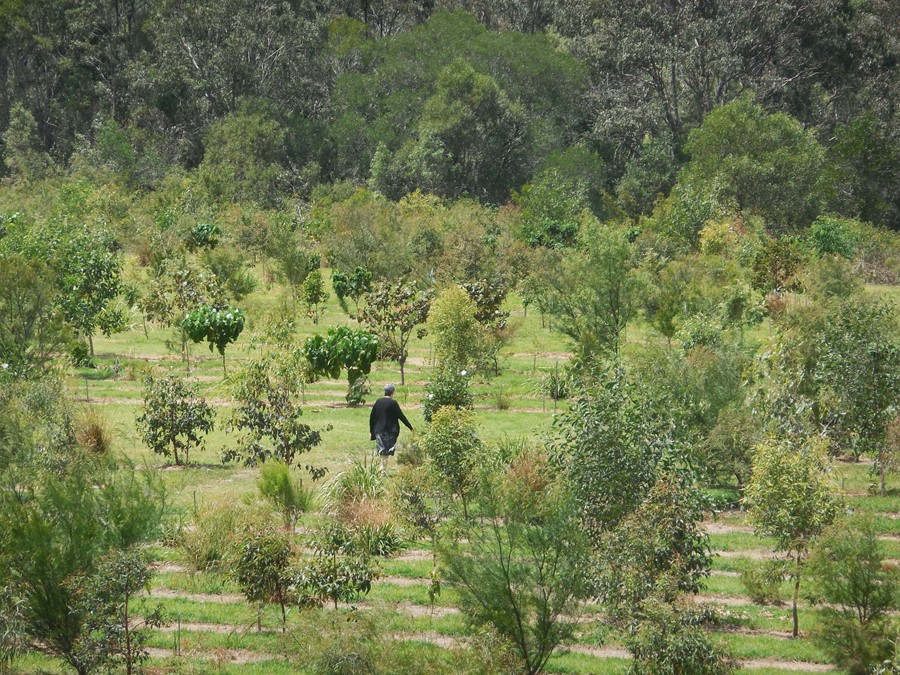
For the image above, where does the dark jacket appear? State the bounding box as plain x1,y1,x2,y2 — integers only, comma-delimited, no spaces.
369,396,413,440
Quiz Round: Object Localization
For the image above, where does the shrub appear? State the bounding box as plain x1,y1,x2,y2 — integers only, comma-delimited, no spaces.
257,462,314,533
807,515,899,673
0,458,167,675
625,599,736,675
320,456,387,520
740,560,786,605
180,499,242,573
136,373,214,466
235,528,294,630
421,407,482,518
74,408,112,454
440,473,590,675
422,369,474,422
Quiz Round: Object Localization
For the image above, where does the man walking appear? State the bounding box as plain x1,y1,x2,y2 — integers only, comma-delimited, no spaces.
369,383,413,475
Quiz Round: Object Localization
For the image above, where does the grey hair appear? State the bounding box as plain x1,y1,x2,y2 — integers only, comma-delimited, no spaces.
384,383,396,395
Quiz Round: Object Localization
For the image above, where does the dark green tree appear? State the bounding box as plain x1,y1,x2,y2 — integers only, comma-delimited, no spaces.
136,373,215,466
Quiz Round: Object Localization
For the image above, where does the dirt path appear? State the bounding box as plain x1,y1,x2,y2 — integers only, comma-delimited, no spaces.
145,646,280,663
143,588,244,604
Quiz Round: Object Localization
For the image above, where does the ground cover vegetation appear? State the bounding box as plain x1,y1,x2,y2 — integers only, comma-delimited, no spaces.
1,2,900,673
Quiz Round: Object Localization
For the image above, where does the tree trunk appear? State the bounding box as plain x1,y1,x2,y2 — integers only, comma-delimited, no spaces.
88,332,94,357
399,355,406,385
792,558,801,638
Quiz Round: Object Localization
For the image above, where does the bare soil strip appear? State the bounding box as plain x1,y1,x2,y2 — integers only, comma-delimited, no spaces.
142,588,244,604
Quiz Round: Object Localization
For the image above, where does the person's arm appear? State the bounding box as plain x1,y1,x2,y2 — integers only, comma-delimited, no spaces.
369,403,377,440
396,404,413,432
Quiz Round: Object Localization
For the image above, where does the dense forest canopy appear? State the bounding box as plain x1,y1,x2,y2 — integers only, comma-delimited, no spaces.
0,0,897,227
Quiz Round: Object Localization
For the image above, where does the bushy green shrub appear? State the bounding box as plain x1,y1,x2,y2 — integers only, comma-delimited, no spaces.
257,461,314,533
180,499,242,573
740,560,787,605
422,369,474,422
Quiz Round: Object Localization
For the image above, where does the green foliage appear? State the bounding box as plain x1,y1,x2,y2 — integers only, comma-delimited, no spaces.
140,259,226,334
1,103,54,182
182,304,245,371
257,462,314,533
439,465,590,675
421,407,482,517
331,266,372,317
514,160,595,247
201,246,258,300
227,345,325,470
0,584,26,672
304,327,379,404
550,370,675,541
617,132,678,217
427,285,483,373
814,297,900,478
0,254,67,374
136,373,214,466
807,514,899,673
332,11,587,195
682,96,825,230
744,436,840,637
623,599,736,675
422,368,474,423
750,236,808,292
0,458,166,675
740,559,787,605
180,499,242,574
235,528,294,629
198,105,288,206
360,279,431,385
593,470,712,617
54,228,122,352
293,524,376,609
70,548,163,675
188,221,221,251
275,244,320,306
320,456,387,518
544,222,644,362
808,216,859,258
301,269,328,325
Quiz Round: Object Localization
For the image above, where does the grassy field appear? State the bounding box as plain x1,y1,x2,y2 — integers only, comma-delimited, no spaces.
13,273,900,674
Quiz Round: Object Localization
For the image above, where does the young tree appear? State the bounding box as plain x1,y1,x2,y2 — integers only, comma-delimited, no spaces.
72,549,164,675
301,269,328,325
55,229,122,356
139,260,226,367
550,370,675,542
439,460,591,675
227,346,325,474
235,529,294,631
744,437,840,638
257,462,314,534
136,373,215,466
427,285,483,373
544,223,644,363
331,267,373,318
303,326,379,405
815,297,900,492
182,304,245,375
360,279,431,385
276,247,320,310
807,514,900,673
0,254,67,374
421,407,482,519
293,524,375,610
0,459,167,675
